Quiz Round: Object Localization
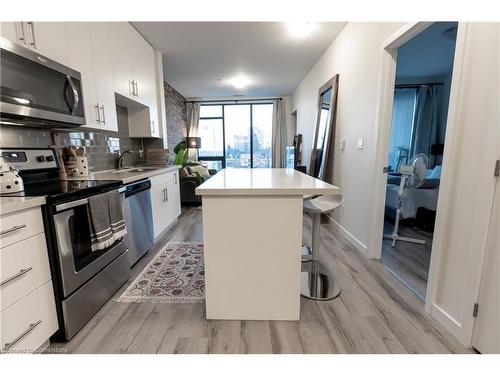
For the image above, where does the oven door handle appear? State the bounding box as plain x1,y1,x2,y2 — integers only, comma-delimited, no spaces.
65,75,80,115
55,198,88,212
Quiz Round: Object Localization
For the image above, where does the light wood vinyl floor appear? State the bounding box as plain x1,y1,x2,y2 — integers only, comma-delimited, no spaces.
49,207,470,354
382,220,433,299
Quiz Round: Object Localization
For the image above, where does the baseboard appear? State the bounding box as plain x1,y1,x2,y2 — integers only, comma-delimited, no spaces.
430,303,470,347
325,214,368,255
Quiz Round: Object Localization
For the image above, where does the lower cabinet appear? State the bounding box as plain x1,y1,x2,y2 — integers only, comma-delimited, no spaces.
0,207,58,353
1,282,58,353
150,170,181,239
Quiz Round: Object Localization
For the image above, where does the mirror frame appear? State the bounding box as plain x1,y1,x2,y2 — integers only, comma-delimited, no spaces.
309,74,339,181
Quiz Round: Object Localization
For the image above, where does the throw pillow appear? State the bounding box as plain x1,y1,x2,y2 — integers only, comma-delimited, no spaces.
189,165,210,177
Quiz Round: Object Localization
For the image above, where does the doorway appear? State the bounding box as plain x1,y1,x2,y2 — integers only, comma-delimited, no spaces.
380,22,458,299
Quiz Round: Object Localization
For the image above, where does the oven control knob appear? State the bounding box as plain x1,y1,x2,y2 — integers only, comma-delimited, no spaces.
46,155,54,162
36,155,46,162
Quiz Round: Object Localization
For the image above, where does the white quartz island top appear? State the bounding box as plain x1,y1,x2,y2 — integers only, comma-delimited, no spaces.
196,168,340,196
0,196,46,215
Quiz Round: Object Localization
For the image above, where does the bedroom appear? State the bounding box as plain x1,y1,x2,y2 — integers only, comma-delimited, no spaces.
381,22,458,299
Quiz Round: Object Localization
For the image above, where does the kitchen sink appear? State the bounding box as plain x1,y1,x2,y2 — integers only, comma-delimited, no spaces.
113,167,160,174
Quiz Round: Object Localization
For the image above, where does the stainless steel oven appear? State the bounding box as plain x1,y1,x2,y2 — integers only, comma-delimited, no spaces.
49,191,130,340
0,36,85,128
53,196,128,298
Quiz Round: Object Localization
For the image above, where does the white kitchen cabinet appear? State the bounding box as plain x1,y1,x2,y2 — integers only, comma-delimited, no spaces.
90,23,118,132
167,172,181,222
130,29,156,108
29,22,69,65
65,22,100,130
154,50,168,147
107,23,136,100
150,170,181,239
0,22,23,44
65,22,118,132
0,22,69,65
0,207,58,353
107,23,160,138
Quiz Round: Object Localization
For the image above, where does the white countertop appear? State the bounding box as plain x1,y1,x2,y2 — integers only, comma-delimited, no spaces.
66,165,180,184
196,168,340,196
0,196,46,216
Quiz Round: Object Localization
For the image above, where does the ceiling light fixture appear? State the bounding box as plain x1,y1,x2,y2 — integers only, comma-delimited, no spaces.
286,22,317,39
228,75,251,89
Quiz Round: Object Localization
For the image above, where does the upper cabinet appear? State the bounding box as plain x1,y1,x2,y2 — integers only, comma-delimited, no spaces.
65,23,118,132
1,22,69,65
107,23,161,138
1,22,164,139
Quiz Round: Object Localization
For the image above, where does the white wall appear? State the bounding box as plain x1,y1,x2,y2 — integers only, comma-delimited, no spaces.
427,22,500,346
292,22,404,250
293,21,500,348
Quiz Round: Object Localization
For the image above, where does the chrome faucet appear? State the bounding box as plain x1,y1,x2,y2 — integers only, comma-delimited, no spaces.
117,150,133,170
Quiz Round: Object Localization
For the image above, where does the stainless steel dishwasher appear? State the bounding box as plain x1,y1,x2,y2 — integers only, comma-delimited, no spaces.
120,179,154,267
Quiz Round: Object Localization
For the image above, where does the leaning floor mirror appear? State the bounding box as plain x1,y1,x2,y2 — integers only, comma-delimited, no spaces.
309,75,339,182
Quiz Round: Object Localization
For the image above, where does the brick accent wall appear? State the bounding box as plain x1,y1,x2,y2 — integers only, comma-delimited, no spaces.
164,81,187,159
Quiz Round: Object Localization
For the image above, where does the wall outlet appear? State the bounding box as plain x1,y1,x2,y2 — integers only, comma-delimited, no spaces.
340,138,346,150
356,137,364,150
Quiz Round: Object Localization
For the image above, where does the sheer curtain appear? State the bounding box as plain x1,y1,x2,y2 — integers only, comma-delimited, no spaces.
411,85,440,167
186,102,201,160
186,102,201,137
271,99,287,168
388,88,416,171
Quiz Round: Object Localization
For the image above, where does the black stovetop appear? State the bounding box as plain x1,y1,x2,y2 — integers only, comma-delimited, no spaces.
0,179,122,204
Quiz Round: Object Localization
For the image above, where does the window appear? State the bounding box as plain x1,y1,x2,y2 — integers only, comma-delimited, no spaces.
198,105,225,170
198,102,274,170
252,104,273,168
388,88,417,172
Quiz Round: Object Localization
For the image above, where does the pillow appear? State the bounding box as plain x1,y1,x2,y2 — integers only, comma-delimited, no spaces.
179,167,190,177
429,166,442,179
419,178,440,189
188,165,210,177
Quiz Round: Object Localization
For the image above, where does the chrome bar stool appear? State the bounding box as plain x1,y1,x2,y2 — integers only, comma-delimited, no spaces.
301,194,345,301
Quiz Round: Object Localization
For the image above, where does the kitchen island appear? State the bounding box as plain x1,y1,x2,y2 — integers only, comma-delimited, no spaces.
196,168,340,320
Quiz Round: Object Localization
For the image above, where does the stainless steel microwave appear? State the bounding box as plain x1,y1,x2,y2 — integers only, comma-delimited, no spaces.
0,37,85,128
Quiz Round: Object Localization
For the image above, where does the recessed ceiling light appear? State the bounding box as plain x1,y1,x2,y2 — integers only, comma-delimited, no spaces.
286,22,317,39
228,75,251,89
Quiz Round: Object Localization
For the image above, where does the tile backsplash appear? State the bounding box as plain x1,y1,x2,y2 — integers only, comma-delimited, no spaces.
0,81,187,172
0,105,144,172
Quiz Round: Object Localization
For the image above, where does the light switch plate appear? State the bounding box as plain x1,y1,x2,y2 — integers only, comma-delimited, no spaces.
357,137,364,150
340,139,346,150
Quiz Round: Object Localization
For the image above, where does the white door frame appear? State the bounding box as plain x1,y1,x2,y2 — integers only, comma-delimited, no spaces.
367,22,468,310
368,21,435,261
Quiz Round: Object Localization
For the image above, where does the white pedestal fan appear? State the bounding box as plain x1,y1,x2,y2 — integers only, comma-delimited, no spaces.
384,153,429,247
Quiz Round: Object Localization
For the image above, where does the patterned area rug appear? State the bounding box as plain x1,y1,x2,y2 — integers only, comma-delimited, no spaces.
116,241,205,303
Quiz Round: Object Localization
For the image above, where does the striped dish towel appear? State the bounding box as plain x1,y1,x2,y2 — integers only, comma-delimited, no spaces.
88,190,127,251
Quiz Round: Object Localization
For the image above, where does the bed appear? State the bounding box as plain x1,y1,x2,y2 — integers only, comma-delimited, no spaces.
385,166,442,220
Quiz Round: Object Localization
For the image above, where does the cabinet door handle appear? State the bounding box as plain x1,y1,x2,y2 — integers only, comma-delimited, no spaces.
0,267,33,287
129,80,134,96
3,320,42,352
165,187,168,202
0,224,27,236
17,22,27,44
134,81,139,97
27,21,36,49
95,103,101,124
100,105,106,125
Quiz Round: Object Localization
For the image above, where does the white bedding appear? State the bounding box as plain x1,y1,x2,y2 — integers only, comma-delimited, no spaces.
385,184,440,219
